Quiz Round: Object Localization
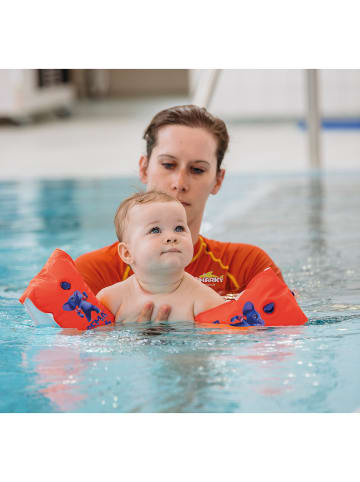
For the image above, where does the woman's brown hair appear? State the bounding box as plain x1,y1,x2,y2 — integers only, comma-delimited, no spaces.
143,105,229,171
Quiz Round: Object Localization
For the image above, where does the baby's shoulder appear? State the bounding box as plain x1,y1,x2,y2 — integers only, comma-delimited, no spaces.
97,278,130,301
183,273,224,316
183,272,204,290
97,278,132,315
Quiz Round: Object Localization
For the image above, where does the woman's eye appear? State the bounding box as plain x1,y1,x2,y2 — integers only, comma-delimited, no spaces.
149,227,160,234
162,163,175,170
191,167,205,174
175,225,185,232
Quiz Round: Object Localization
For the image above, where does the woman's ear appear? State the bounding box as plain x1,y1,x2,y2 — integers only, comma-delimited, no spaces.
139,156,149,185
118,242,134,266
211,168,226,195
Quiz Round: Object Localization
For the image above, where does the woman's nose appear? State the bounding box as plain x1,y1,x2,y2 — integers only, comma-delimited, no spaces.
171,170,189,192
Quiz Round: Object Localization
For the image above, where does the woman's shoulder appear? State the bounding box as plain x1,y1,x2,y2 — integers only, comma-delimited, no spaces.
199,235,265,257
195,235,283,290
184,272,223,298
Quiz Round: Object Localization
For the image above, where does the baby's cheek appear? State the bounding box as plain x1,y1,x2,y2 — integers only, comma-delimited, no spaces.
184,243,194,264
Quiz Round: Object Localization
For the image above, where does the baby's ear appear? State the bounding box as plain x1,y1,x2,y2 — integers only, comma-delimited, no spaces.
118,242,133,265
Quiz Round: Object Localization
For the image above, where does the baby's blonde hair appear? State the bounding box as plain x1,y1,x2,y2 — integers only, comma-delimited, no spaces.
114,191,181,242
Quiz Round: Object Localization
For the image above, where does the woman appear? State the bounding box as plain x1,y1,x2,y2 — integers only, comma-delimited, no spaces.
75,105,283,321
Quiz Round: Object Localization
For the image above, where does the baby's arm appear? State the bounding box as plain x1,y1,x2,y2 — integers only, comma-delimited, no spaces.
193,281,225,317
97,283,123,320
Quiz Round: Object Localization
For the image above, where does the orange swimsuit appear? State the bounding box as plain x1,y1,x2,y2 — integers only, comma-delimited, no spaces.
75,235,284,296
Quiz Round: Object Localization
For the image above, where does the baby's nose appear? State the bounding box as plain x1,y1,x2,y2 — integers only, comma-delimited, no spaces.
166,235,177,243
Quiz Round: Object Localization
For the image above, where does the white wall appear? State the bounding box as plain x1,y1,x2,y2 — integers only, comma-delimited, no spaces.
0,70,74,118
190,69,360,119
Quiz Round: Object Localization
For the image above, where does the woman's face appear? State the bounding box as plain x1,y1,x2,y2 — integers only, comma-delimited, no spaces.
139,125,225,238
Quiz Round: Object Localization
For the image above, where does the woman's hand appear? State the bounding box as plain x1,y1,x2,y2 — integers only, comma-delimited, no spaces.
136,302,171,322
115,302,171,323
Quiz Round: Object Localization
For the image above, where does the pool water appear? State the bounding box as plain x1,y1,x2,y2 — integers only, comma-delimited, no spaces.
1,171,359,412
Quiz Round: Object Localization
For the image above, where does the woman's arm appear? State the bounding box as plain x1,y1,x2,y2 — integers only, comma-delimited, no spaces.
132,302,171,323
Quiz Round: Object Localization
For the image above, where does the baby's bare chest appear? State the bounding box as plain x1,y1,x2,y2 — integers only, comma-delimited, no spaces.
118,289,196,322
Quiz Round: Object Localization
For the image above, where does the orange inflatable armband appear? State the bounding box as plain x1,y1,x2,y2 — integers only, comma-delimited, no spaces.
195,268,307,327
19,252,306,330
19,249,115,330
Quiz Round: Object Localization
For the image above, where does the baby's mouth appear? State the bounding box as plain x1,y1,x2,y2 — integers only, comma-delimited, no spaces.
161,248,181,255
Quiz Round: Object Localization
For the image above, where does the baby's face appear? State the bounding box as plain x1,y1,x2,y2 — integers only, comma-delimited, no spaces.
124,201,194,273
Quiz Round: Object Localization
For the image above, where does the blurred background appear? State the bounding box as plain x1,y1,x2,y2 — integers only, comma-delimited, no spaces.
0,68,360,178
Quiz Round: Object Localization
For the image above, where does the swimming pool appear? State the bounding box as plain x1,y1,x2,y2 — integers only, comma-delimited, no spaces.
1,171,359,412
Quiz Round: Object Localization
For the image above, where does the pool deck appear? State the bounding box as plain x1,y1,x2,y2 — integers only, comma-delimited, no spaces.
1,96,359,179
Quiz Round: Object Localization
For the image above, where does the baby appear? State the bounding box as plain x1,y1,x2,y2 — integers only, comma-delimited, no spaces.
97,191,224,322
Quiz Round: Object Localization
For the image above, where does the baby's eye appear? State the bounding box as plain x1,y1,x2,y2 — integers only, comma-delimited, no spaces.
175,225,185,232
149,226,161,234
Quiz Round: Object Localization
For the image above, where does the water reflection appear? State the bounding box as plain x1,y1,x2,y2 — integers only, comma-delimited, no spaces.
21,327,113,412
307,173,326,256
21,332,87,411
141,325,309,412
